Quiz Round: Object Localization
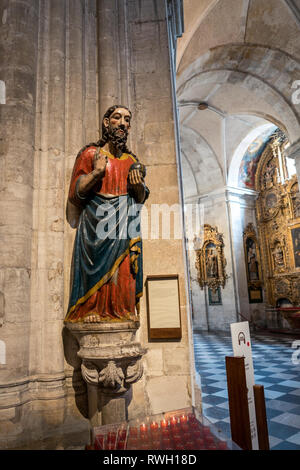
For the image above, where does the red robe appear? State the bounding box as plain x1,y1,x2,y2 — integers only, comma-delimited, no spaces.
67,146,139,322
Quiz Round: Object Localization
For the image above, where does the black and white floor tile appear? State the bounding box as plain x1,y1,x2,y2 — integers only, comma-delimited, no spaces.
193,330,300,450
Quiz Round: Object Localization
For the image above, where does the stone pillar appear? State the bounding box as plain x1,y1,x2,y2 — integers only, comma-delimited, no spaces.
194,189,238,331
286,139,300,186
97,0,131,118
125,0,194,418
226,188,267,325
30,0,66,378
0,0,100,449
0,0,39,416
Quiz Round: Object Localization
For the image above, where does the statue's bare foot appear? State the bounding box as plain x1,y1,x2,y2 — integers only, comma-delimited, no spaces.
84,313,102,323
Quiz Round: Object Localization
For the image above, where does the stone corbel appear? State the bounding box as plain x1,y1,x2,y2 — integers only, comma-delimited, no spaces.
65,320,147,418
80,355,144,396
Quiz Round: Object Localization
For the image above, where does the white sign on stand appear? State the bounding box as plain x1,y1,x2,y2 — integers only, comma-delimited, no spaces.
230,321,259,450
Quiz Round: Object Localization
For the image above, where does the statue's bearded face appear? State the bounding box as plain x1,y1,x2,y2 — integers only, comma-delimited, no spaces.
103,107,131,150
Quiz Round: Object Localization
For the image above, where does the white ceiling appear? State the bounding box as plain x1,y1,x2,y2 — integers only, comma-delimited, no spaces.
176,0,300,200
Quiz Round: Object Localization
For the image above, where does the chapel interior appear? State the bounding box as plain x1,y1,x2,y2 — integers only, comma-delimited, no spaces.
0,0,299,451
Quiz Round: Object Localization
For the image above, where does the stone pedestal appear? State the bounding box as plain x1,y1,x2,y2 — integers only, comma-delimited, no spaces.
64,321,147,426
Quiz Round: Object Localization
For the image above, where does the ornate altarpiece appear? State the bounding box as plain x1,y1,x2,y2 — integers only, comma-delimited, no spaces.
195,224,227,298
255,130,300,309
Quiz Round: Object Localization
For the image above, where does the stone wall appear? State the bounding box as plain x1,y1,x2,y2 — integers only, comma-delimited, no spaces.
0,0,195,449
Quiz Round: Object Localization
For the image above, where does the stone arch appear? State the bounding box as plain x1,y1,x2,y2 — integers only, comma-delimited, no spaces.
177,44,300,143
228,121,277,187
177,0,300,74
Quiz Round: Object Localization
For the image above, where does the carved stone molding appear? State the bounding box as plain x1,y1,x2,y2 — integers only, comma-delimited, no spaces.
65,321,147,397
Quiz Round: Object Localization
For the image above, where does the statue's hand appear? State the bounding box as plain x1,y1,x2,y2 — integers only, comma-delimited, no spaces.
128,168,144,187
128,162,147,203
93,150,108,177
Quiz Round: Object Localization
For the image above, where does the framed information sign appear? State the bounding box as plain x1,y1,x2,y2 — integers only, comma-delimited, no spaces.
145,275,182,340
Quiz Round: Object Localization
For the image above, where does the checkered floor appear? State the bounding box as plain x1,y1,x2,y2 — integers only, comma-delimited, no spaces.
193,329,300,450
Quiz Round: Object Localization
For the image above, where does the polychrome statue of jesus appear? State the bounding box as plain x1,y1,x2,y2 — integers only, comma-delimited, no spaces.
65,105,149,323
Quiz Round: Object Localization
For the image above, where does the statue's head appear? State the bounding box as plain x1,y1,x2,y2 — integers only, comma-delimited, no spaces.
101,105,132,151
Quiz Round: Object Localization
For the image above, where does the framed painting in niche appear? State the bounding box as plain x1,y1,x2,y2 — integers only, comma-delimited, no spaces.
248,286,263,303
208,286,222,305
145,275,182,340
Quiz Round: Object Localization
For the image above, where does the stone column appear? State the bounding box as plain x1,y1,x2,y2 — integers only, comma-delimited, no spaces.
97,0,130,118
286,139,300,186
226,188,266,322
195,189,238,331
125,0,194,418
0,0,39,407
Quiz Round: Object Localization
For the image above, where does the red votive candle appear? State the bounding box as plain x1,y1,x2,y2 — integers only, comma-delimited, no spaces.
161,428,170,437
106,442,115,450
162,437,172,449
140,432,149,442
140,423,148,434
173,435,182,446
186,440,194,450
175,443,185,450
117,440,126,450
194,429,202,438
150,421,159,432
190,420,200,430
160,419,169,429
129,427,138,437
181,423,189,433
208,443,217,450
107,432,117,444
94,434,105,450
118,429,127,440
183,432,193,442
203,426,211,435
180,414,188,424
172,432,181,443
205,436,215,446
170,416,178,427
127,437,138,448
195,437,204,449
152,438,161,449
